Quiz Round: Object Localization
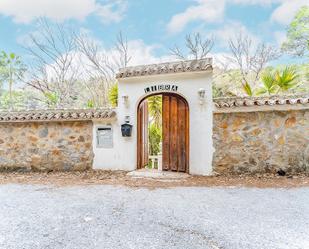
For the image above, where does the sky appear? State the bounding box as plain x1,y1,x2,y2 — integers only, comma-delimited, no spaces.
0,0,308,66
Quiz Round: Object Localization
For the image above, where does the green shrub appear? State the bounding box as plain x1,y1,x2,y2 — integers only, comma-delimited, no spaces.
149,123,162,156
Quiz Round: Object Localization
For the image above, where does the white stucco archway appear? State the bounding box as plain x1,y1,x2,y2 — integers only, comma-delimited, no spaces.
136,92,190,172
92,59,214,175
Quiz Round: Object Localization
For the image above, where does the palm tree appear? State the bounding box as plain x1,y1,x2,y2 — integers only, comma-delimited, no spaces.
256,70,279,95
257,67,298,95
148,95,162,127
274,66,298,92
147,95,162,156
149,123,162,156
0,52,26,110
108,83,118,107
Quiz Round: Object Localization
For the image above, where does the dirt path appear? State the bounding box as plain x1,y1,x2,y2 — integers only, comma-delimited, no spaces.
0,170,309,188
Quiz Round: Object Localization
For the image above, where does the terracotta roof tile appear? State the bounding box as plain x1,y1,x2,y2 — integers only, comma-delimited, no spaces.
214,95,309,108
0,109,116,123
116,58,213,79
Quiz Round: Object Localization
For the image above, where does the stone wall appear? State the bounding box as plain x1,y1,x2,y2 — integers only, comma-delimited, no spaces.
213,109,309,174
1,108,308,174
0,121,93,172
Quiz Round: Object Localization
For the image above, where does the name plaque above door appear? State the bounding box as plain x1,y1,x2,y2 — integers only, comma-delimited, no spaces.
144,84,178,94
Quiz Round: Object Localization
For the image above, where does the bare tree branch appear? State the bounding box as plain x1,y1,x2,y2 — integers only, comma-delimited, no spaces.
75,30,131,107
23,18,80,108
115,31,131,68
170,32,214,60
23,18,131,108
226,33,280,92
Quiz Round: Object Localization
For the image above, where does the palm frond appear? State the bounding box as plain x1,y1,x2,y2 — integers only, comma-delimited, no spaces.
148,95,162,127
255,88,268,96
243,82,253,96
276,66,298,91
261,70,276,89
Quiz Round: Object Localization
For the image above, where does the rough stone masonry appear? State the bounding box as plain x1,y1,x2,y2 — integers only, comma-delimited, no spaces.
0,121,93,172
0,105,308,174
213,109,309,174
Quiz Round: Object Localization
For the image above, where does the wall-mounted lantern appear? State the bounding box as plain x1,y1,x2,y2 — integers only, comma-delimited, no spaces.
121,116,132,137
121,123,133,137
122,95,129,107
198,88,206,105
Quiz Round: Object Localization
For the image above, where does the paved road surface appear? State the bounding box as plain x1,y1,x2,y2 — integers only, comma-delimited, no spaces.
0,184,308,249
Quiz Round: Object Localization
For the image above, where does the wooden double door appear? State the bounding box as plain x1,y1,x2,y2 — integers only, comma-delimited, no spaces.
137,93,189,172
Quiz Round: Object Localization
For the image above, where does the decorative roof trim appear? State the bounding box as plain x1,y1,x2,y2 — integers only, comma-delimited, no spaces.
0,109,116,123
116,58,213,79
213,95,309,113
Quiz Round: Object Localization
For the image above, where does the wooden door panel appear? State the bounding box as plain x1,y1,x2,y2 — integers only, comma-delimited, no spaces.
170,96,178,171
143,101,148,166
162,94,188,172
137,100,149,169
139,94,188,172
177,99,187,172
137,104,142,168
162,95,170,171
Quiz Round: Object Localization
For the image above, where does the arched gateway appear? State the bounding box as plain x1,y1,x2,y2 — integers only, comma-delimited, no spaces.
92,58,214,176
137,93,189,172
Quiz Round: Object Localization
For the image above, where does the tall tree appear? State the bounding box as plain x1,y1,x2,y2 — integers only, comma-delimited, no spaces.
282,6,309,57
76,31,131,107
24,19,130,109
0,52,26,110
24,19,79,108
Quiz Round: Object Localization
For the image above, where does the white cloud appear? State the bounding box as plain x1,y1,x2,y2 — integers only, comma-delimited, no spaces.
45,39,174,81
228,0,307,26
211,52,234,68
273,30,286,46
95,0,127,24
167,0,225,34
167,0,307,34
126,40,174,66
230,0,282,6
0,0,95,23
271,0,308,25
0,0,127,24
211,21,260,48
166,0,280,34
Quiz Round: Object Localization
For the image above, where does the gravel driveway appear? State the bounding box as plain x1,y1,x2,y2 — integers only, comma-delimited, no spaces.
0,184,309,249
